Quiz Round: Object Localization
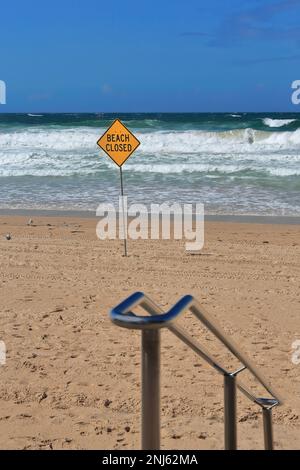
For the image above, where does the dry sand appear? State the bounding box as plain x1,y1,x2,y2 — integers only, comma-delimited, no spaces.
0,214,299,450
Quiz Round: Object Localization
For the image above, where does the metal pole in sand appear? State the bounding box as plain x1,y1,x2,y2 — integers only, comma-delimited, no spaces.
263,407,274,450
141,329,161,450
119,166,128,257
224,373,237,450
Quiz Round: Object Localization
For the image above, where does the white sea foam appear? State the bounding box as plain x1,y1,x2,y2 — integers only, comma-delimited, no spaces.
268,167,300,176
0,127,100,150
263,118,297,128
123,162,300,176
138,128,300,154
0,127,300,177
1,127,300,153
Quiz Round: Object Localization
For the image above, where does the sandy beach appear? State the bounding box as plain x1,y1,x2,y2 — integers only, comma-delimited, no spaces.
0,214,299,450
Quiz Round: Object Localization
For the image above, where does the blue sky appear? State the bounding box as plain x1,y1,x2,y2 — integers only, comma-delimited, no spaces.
1,0,300,112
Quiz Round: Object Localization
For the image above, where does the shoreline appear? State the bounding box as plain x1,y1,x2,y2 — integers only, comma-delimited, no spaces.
0,208,300,225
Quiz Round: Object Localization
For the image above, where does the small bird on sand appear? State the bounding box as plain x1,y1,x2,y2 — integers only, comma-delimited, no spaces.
6,233,11,240
27,219,33,226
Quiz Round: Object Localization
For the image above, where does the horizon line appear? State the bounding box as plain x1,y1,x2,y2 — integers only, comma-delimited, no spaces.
1,110,300,114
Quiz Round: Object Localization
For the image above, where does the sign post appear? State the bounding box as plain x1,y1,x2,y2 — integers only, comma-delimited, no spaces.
119,165,127,257
97,119,140,257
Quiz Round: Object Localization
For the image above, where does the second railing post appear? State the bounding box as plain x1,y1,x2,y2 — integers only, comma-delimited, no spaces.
224,373,237,450
263,407,274,450
141,329,161,450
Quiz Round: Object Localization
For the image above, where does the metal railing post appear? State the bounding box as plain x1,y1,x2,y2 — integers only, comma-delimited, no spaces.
141,329,161,450
110,293,282,451
263,407,274,450
224,373,237,450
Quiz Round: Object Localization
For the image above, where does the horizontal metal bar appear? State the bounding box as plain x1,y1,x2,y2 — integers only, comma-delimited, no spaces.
110,291,180,329
255,397,279,410
168,323,228,375
232,366,247,376
186,298,282,405
111,293,196,330
236,383,279,410
110,292,283,406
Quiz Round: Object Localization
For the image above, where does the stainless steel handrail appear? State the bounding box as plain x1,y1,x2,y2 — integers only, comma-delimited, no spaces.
110,292,282,450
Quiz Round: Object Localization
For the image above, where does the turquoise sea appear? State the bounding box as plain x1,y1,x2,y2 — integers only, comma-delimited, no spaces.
0,112,299,215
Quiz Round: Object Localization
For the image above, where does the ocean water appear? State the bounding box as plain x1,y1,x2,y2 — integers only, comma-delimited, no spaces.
0,112,299,215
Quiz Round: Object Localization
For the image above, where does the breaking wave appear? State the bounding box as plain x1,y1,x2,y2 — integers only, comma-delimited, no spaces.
0,127,300,177
262,118,297,128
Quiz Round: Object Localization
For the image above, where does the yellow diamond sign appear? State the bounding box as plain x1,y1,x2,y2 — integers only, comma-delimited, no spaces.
97,119,140,167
